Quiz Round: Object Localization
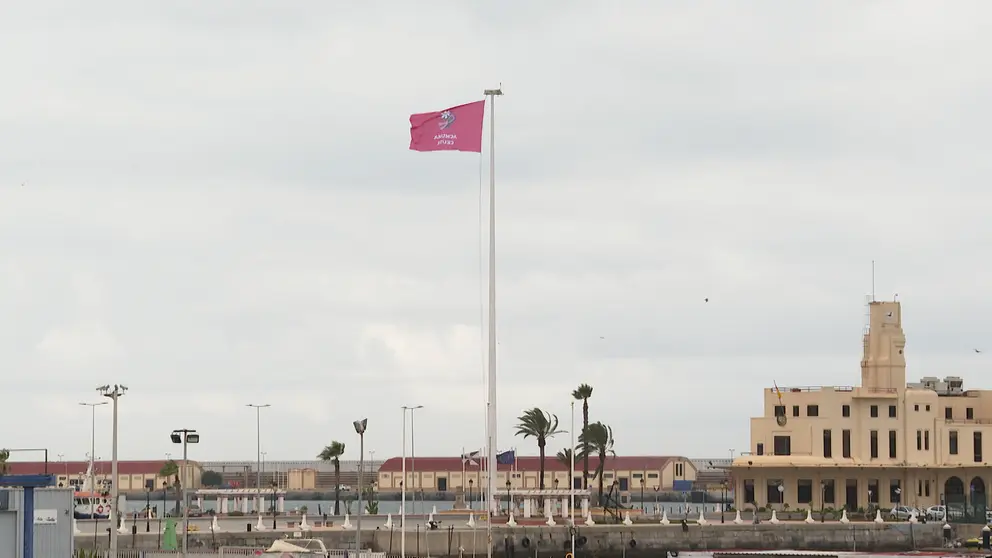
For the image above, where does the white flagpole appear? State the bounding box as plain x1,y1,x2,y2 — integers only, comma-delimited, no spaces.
570,401,576,556
483,85,502,558
401,409,407,558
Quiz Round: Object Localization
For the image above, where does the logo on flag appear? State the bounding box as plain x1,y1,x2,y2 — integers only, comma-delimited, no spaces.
496,450,516,465
439,110,456,130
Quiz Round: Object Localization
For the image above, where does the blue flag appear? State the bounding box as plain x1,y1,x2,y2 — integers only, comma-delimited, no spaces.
496,450,516,465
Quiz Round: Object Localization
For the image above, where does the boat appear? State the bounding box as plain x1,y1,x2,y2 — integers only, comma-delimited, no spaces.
71,461,128,520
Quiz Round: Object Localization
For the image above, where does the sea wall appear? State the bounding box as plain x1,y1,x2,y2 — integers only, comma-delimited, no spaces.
79,522,945,556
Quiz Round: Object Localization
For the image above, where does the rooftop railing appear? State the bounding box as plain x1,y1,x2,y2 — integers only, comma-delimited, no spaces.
768,386,855,393
945,418,992,425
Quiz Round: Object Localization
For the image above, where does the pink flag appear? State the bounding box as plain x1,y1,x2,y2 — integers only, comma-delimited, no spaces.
409,100,485,153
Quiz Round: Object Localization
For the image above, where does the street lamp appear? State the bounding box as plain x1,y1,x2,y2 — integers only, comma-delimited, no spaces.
96,384,126,556
777,483,785,506
145,483,152,532
721,481,728,523
271,481,278,529
820,481,826,523
353,418,368,552
170,428,199,555
246,403,270,513
401,405,423,515
654,486,660,517
506,480,512,516
640,478,645,513
468,479,474,510
79,401,108,522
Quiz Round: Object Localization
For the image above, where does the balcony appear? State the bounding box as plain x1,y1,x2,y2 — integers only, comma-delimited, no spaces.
944,418,992,425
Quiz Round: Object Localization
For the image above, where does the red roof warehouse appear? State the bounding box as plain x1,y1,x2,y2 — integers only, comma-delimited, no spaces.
376,455,697,492
5,460,204,492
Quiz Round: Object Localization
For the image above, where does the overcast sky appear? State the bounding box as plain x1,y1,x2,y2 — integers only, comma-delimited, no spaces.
2,1,991,465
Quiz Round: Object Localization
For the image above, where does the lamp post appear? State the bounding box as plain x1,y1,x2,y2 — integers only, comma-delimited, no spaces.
401,405,423,515
96,384,126,556
468,479,474,510
246,404,270,514
145,485,151,532
778,484,785,506
569,400,575,558
161,481,168,523
654,486,660,517
640,478,645,512
170,428,200,555
721,481,727,523
506,480,512,516
79,401,108,523
820,481,826,523
354,418,368,552
271,481,278,529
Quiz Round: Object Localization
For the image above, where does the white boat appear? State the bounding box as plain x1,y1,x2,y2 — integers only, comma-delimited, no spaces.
71,462,127,520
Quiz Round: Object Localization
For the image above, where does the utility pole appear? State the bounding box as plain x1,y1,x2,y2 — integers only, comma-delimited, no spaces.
97,384,127,557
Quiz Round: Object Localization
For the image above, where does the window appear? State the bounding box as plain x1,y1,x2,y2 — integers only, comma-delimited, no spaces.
889,405,897,418
917,480,923,497
632,473,643,478
889,430,897,458
674,463,683,476
870,405,879,418
774,405,786,417
756,443,764,456
925,479,930,497
842,430,852,458
967,407,975,420
807,405,819,417
574,477,582,489
767,480,784,504
797,479,813,504
975,432,983,463
647,473,658,479
842,404,851,417
773,435,792,456
822,479,835,504
823,429,832,458
950,431,959,455
925,430,930,450
744,479,755,504
870,430,879,458
945,407,953,419
917,430,922,451
926,404,931,411
890,479,902,503
914,404,919,411
792,405,800,417
868,479,879,503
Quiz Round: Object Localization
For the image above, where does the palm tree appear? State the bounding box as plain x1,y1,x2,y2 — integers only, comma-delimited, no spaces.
515,408,565,496
317,441,346,515
572,384,593,488
159,460,180,515
578,421,614,504
556,448,574,470
0,448,9,476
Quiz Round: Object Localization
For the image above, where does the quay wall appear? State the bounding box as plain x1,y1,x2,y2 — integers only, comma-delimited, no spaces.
78,523,945,556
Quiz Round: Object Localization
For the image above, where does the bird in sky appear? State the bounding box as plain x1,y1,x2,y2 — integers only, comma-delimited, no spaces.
704,298,709,303
975,349,982,354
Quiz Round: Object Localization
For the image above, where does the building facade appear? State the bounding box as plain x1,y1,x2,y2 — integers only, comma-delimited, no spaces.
5,460,202,493
376,455,696,494
731,300,992,520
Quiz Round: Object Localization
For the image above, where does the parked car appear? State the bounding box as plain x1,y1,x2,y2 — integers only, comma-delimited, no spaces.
889,506,920,520
186,506,204,517
926,505,945,521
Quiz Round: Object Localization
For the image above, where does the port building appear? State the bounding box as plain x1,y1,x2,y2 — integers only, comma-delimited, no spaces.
731,300,992,521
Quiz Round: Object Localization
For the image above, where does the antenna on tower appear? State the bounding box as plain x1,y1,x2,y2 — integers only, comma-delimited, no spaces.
871,260,876,302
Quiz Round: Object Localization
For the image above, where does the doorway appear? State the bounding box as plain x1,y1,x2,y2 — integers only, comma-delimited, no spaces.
845,480,858,511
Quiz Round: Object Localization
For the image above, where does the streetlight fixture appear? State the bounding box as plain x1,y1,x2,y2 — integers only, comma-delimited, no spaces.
653,486,660,518
353,418,368,552
96,384,126,556
506,480,512,515
79,401,108,522
171,428,199,555
246,403,270,512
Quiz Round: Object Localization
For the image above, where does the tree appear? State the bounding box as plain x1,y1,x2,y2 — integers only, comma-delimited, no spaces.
364,484,379,515
0,449,9,476
578,421,614,504
317,441,346,515
556,448,574,471
201,470,223,487
515,408,564,497
159,460,181,515
572,384,593,489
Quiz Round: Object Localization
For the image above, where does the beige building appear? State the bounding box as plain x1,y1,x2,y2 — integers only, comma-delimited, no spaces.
731,300,991,519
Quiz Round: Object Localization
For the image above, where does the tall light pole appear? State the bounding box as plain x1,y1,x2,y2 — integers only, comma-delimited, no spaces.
402,405,423,515
171,429,200,556
399,407,411,558
97,384,126,556
353,418,368,553
570,400,575,558
79,401,108,522
246,403,270,512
